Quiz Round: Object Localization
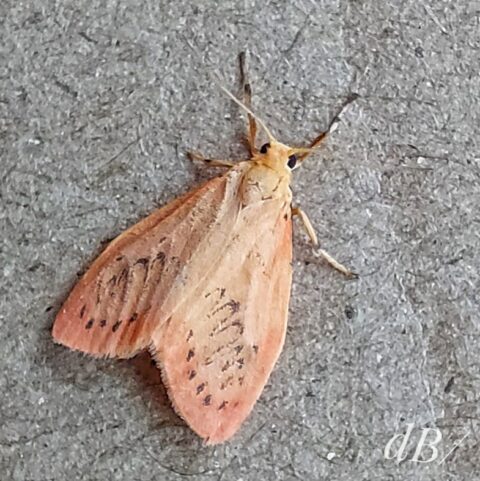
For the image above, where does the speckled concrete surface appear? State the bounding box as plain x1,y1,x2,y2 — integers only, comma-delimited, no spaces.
1,1,479,480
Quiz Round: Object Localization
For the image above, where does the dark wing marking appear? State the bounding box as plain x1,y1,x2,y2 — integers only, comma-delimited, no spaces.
153,199,293,443
53,165,247,358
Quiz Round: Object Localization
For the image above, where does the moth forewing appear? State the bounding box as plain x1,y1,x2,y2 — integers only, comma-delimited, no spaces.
52,166,247,358
153,184,293,443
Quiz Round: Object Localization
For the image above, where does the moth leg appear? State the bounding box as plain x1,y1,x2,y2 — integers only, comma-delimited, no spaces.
314,248,358,279
292,207,357,278
292,207,318,245
239,51,257,156
187,151,235,168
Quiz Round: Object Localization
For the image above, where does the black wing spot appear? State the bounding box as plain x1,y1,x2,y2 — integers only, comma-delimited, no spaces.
252,345,259,354
112,320,122,332
237,358,244,369
203,394,212,406
220,375,234,390
228,300,240,313
80,305,86,318
212,299,241,316
231,320,244,335
128,313,138,323
188,370,197,380
218,400,228,410
85,318,94,329
187,349,195,361
135,258,149,266
166,256,181,273
221,361,231,372
95,279,103,305
187,329,193,341
234,345,244,354
116,267,129,285
196,382,206,394
100,319,107,327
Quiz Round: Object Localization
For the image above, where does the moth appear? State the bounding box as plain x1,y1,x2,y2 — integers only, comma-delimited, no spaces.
53,53,356,444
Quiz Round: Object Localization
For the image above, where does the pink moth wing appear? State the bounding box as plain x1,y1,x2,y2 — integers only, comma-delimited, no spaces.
53,160,293,443
153,195,292,444
53,165,247,358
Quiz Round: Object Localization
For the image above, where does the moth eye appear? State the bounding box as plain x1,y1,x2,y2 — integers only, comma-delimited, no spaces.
287,154,297,169
260,143,270,154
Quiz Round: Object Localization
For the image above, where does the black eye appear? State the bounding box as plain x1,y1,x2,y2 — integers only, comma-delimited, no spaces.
287,154,297,169
260,143,270,154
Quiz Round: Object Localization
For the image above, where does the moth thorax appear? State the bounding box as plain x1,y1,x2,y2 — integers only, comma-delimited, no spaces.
240,163,291,205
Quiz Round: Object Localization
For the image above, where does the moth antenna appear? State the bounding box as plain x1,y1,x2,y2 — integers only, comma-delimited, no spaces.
298,92,360,161
183,38,276,143
215,82,276,143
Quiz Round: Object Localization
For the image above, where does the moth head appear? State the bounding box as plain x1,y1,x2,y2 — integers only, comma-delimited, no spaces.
256,141,312,173
214,83,314,173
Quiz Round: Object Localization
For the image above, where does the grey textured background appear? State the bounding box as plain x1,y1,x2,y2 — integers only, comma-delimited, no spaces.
1,1,479,480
